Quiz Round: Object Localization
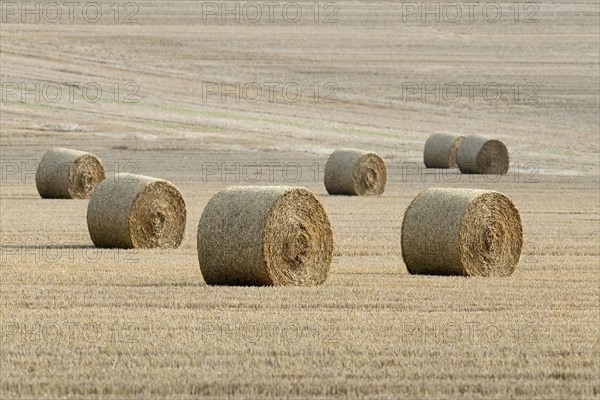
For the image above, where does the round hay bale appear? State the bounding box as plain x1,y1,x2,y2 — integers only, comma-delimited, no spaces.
197,186,333,286
35,148,106,199
401,188,523,277
87,173,186,249
456,135,509,175
423,133,465,168
324,149,387,195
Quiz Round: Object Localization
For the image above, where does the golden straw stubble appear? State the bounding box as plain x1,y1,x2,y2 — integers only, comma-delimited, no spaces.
87,173,186,249
324,149,387,195
35,148,106,199
456,135,509,175
423,133,465,168
197,186,334,286
401,188,523,277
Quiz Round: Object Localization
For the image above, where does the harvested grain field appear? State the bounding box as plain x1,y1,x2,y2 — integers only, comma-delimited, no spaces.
1,1,599,399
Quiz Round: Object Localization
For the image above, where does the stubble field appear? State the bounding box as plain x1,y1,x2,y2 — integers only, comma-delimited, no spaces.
1,1,599,399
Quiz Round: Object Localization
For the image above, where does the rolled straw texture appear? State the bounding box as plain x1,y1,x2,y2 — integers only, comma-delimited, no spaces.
401,188,523,277
35,148,105,199
324,149,387,195
197,186,333,286
87,173,186,249
456,135,509,175
423,133,465,168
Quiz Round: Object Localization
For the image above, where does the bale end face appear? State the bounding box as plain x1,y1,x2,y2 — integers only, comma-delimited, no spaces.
263,188,333,285
353,153,387,195
67,154,106,199
128,180,187,249
476,140,509,175
459,191,523,277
